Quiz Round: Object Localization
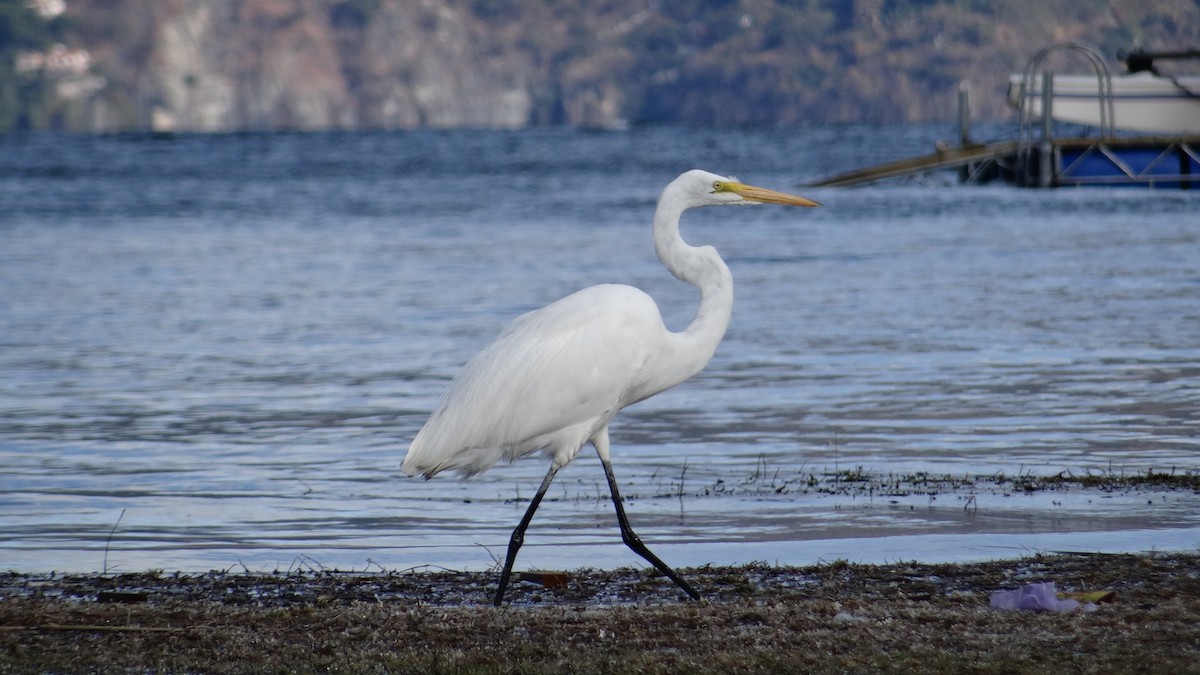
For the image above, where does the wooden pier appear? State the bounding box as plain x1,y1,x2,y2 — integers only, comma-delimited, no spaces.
808,141,1017,187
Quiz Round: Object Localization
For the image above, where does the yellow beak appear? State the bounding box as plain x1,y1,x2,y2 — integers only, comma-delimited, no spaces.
727,182,820,207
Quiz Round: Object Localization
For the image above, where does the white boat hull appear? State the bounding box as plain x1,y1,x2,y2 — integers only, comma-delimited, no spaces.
1008,72,1200,134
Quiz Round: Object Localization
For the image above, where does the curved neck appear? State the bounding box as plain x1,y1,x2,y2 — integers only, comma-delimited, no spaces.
652,197,734,381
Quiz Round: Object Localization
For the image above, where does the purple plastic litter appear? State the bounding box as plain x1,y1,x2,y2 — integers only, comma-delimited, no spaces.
989,582,1098,613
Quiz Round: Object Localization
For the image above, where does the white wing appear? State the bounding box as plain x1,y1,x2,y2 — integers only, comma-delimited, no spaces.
402,284,670,478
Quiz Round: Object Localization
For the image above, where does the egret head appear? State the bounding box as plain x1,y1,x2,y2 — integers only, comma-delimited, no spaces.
672,169,820,209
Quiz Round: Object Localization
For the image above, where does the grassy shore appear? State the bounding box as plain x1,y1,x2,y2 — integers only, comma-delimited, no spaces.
3,551,1198,673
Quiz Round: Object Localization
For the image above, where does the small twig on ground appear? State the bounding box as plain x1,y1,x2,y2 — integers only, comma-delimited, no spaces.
1,624,185,633
102,509,126,576
678,460,689,523
476,543,503,571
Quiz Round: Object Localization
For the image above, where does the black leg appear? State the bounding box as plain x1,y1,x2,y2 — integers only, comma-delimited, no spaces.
494,465,558,607
600,457,702,601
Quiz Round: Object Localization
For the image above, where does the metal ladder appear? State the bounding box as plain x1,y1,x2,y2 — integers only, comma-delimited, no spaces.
1014,43,1115,186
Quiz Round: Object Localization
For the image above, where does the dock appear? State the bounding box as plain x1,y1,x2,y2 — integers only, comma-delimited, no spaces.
809,43,1200,189
809,136,1200,188
808,141,1018,187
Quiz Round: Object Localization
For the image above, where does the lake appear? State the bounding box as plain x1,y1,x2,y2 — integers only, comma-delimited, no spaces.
1,124,1197,574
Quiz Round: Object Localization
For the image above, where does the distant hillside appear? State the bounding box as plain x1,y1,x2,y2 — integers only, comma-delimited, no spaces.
3,0,1199,132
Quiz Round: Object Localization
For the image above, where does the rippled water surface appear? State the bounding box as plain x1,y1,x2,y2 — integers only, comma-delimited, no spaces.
2,126,1198,574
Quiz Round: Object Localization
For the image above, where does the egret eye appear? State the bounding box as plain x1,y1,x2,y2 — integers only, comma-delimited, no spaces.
712,181,724,192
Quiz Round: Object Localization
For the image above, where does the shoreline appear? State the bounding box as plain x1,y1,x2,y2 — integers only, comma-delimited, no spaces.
4,551,1198,672
6,469,1198,577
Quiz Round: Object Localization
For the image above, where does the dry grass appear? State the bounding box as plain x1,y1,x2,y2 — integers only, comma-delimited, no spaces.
3,552,1199,673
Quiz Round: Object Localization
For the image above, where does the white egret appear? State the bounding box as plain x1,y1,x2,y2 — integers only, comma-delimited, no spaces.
402,169,818,605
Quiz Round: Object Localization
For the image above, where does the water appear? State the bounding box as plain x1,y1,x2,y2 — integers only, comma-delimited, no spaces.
2,125,1198,575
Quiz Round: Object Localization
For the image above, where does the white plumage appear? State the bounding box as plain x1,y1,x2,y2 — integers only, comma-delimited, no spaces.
404,284,670,476
400,169,818,605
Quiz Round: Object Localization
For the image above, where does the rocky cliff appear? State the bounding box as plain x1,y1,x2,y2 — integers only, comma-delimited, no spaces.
16,0,1200,132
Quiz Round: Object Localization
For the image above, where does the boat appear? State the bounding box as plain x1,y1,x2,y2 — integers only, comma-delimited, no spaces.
1007,48,1200,134
1008,72,1200,134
